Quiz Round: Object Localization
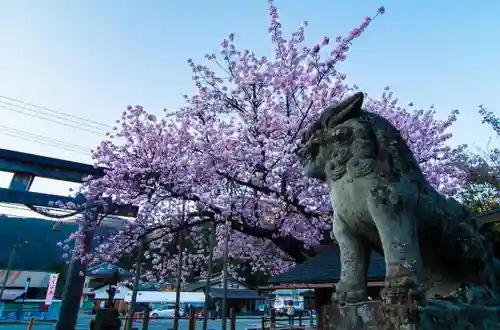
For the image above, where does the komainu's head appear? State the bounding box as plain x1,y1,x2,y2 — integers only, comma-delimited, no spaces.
296,92,366,181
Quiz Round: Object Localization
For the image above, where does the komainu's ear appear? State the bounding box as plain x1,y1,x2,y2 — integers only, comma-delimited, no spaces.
299,92,364,146
321,92,364,128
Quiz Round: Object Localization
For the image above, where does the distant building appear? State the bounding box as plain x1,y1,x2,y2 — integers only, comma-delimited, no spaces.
183,273,264,314
261,246,385,304
0,269,53,301
82,262,176,313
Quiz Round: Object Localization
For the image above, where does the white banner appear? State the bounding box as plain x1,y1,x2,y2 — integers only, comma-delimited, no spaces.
44,273,59,306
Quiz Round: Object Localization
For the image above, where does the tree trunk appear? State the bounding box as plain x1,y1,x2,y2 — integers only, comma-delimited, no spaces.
173,231,184,330
202,221,216,330
55,226,94,330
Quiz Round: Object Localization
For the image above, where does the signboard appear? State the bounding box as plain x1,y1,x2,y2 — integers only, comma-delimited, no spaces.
44,273,59,306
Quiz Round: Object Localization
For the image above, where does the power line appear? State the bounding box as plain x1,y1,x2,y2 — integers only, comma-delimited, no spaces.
0,95,101,155
0,124,89,150
0,95,184,127
0,131,90,155
0,95,185,133
0,102,107,136
0,95,106,154
0,95,112,129
0,124,89,151
0,125,91,155
0,94,183,156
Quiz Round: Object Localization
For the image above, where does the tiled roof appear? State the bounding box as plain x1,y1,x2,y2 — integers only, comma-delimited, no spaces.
208,288,263,300
269,289,312,295
183,282,206,292
87,263,133,278
137,281,174,291
268,246,385,284
183,275,252,292
93,281,171,292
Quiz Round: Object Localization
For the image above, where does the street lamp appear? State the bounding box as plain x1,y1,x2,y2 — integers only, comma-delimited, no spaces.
0,241,28,301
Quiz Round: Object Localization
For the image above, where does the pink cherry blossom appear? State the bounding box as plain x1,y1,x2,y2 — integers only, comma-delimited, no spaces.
63,1,467,280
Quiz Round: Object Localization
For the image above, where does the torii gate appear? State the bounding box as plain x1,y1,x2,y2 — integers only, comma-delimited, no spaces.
0,148,137,330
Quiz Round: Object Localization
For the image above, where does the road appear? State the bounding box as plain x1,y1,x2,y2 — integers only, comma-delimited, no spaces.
0,314,271,330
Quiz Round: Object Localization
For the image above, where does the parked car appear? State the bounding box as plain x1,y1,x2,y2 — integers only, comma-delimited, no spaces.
256,302,273,313
149,304,186,319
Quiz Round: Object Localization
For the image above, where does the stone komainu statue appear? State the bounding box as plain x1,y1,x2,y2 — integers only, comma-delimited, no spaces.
297,92,500,305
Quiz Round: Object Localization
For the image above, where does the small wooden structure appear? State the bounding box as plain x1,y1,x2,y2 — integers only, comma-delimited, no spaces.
260,245,385,293
84,263,133,314
259,245,385,329
184,274,265,313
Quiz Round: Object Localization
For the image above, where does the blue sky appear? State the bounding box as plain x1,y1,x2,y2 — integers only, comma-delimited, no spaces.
0,0,499,212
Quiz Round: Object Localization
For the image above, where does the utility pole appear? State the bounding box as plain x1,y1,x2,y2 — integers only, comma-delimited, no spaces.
173,200,186,330
124,238,145,330
221,221,230,330
0,243,20,300
202,220,216,330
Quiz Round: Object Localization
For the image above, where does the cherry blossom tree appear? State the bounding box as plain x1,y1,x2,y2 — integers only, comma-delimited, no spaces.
454,106,500,252
74,0,467,280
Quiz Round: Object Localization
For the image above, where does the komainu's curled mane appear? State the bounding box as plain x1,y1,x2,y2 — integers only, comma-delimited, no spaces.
297,92,500,305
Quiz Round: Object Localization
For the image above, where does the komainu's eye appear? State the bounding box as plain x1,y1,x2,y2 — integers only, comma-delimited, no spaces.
331,126,354,143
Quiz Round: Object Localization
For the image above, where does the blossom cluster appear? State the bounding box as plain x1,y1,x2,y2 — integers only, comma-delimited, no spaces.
62,1,467,280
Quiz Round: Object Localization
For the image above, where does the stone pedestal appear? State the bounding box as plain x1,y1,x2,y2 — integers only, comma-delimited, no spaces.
322,300,500,330
93,308,121,330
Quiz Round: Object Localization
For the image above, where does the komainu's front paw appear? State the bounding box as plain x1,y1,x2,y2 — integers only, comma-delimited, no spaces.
333,281,369,304
383,263,424,305
379,285,421,326
381,284,423,306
